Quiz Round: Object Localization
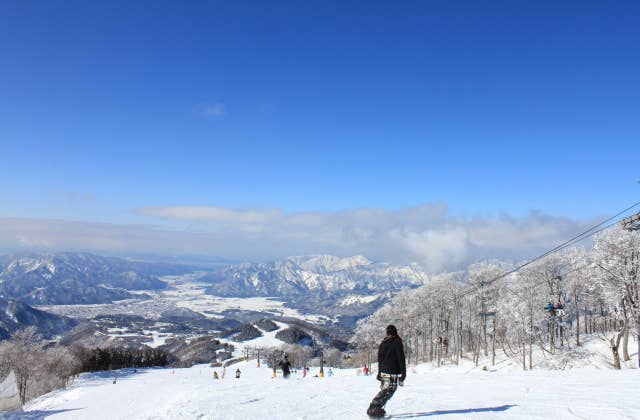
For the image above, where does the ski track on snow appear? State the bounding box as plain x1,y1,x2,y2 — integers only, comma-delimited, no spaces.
13,359,640,420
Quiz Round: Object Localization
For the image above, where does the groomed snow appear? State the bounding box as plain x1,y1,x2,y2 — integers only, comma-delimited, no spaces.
16,357,640,420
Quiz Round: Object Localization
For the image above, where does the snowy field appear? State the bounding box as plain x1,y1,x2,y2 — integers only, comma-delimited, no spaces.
13,356,639,420
37,273,331,323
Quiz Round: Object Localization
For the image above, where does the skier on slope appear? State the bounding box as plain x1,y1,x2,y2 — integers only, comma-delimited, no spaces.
235,369,241,379
367,325,406,419
278,355,292,378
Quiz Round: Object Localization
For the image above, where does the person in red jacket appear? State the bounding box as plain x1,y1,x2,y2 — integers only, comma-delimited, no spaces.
367,325,406,419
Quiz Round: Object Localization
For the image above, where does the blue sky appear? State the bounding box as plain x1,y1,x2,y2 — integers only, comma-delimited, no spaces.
1,1,639,268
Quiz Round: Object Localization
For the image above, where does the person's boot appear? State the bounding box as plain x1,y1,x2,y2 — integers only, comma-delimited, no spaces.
367,403,386,419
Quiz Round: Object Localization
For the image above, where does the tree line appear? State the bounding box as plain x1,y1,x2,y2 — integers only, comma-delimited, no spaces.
71,346,173,372
351,225,640,371
0,327,173,406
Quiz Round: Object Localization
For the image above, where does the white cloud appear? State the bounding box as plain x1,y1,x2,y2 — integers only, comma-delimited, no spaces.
49,191,98,204
390,227,470,272
0,205,602,273
202,103,226,118
137,206,282,224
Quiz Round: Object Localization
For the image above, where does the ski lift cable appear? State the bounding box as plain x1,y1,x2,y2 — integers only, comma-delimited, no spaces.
458,217,623,299
458,207,638,298
456,200,640,299
504,239,640,299
500,261,591,300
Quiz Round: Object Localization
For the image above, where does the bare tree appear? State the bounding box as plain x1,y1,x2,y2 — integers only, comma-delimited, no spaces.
593,226,640,368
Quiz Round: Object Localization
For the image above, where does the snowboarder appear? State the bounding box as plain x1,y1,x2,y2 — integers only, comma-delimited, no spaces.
235,368,241,379
367,325,406,419
278,355,292,378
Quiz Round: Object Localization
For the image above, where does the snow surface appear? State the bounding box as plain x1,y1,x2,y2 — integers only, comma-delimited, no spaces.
14,354,640,420
338,294,381,307
218,321,290,358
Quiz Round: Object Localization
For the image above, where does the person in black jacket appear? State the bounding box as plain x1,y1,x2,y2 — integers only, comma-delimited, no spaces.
278,355,292,378
367,325,406,419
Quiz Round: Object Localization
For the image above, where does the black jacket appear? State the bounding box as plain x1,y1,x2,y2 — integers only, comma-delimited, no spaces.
378,336,406,377
279,360,291,375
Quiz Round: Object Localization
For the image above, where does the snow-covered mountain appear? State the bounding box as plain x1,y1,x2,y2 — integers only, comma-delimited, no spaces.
0,297,77,339
0,253,189,305
203,255,427,298
201,255,428,320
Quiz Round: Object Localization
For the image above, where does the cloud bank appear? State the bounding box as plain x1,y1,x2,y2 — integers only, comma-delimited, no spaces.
0,204,601,272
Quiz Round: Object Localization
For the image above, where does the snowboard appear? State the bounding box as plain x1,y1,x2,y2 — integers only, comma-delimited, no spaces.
367,406,389,419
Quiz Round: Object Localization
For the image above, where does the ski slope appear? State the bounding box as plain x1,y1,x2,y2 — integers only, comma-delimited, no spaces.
16,358,640,419
219,321,291,358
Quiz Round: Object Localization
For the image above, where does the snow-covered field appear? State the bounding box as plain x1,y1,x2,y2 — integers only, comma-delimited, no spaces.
14,354,639,420
38,273,330,323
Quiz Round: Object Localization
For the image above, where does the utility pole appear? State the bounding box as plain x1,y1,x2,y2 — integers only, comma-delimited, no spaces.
555,276,565,348
478,281,496,366
271,354,277,378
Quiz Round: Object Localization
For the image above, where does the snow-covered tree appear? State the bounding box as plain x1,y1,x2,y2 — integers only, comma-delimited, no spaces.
592,226,640,368
352,224,639,371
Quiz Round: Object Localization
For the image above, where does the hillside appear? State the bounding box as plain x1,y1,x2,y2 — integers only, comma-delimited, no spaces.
203,255,427,297
0,298,77,339
19,347,640,419
0,253,191,305
202,255,427,319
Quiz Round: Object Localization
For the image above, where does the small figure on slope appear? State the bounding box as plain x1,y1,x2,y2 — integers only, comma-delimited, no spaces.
363,364,369,376
213,371,219,380
367,325,406,419
327,368,334,377
278,355,292,378
235,368,241,379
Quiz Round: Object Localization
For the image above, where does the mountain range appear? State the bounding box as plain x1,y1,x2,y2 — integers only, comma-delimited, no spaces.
202,255,428,318
0,297,77,339
0,253,189,305
0,252,429,339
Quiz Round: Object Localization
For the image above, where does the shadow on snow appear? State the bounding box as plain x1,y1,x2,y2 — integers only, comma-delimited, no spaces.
0,408,83,419
81,367,159,381
390,404,516,418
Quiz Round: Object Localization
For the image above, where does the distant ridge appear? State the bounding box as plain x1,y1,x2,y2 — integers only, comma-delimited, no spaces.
0,252,190,305
0,297,77,339
201,255,427,320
